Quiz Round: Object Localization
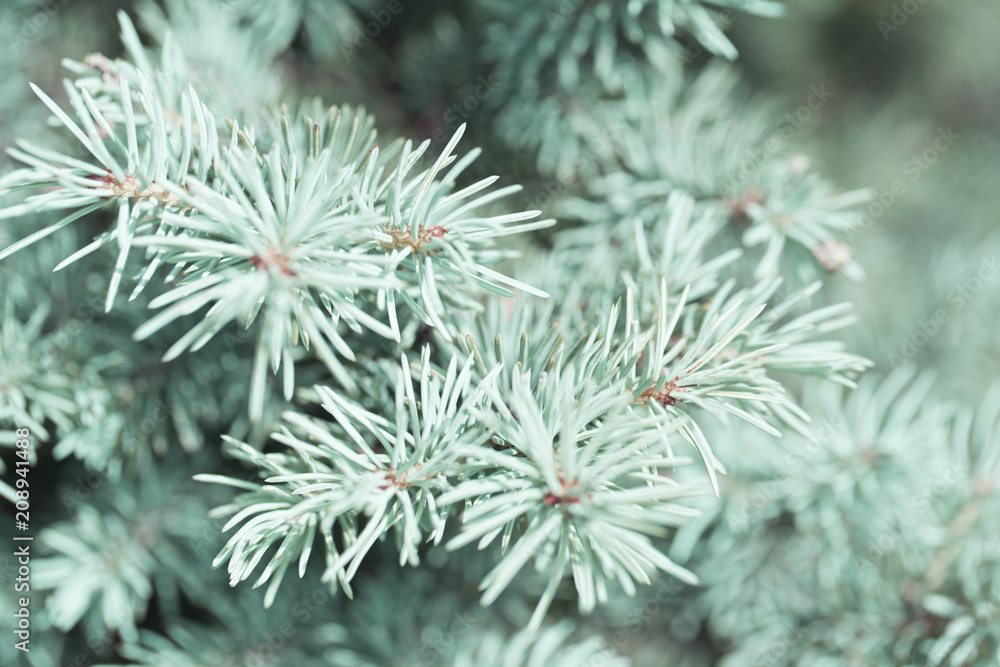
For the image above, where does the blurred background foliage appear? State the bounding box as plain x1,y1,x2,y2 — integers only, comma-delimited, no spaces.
729,0,1000,400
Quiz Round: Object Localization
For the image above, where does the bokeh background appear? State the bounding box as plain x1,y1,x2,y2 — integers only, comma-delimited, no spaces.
730,0,1000,400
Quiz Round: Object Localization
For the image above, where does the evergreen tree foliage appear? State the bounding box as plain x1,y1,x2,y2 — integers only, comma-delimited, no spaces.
0,0,997,665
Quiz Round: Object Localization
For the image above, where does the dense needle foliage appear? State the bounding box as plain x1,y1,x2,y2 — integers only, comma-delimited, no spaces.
1,0,998,665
